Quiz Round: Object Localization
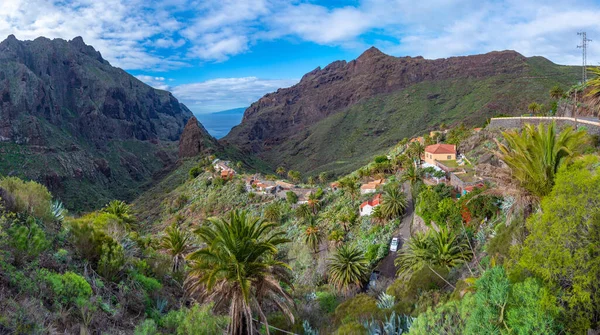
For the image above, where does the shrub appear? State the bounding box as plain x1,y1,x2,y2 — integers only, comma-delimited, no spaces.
134,319,159,335
97,241,125,281
188,167,202,179
132,272,162,293
7,216,48,261
316,291,339,314
41,270,92,307
0,177,53,220
161,303,228,335
286,191,298,204
335,294,379,324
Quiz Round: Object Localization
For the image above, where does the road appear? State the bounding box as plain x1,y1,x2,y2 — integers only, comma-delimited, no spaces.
374,181,414,278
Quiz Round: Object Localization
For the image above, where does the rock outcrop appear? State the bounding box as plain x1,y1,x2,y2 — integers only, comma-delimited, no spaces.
0,35,214,210
179,116,218,158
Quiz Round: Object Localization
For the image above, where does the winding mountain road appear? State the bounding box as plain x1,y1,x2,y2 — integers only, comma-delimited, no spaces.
374,182,414,278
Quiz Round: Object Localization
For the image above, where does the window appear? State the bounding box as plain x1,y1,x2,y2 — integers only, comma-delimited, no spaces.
447,155,451,159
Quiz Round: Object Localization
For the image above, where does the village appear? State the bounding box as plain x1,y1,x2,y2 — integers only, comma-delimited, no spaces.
210,126,487,223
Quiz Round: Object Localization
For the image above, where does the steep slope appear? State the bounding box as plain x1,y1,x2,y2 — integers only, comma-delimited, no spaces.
223,48,580,175
0,35,216,210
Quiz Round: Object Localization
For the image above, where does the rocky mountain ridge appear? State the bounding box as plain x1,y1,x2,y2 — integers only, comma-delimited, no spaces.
223,48,580,175
0,35,213,210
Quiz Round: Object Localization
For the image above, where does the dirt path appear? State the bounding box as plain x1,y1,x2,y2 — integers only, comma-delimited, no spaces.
374,182,413,278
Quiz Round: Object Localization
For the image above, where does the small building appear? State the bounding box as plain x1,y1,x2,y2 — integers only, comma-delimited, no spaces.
424,144,456,166
410,137,425,145
360,194,382,216
213,159,236,178
360,179,384,195
450,170,484,194
330,182,340,191
276,180,296,190
221,170,235,180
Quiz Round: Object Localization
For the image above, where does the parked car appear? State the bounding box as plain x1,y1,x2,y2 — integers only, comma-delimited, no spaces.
390,237,399,252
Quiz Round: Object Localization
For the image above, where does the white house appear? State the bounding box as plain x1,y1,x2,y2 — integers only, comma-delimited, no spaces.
359,194,382,216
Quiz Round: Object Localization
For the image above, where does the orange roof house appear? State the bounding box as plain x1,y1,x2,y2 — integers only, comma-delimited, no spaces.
360,179,384,194
359,194,382,216
424,144,456,165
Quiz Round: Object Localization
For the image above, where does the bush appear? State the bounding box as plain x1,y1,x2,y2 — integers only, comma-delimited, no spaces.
316,291,339,314
161,303,228,335
134,319,159,335
7,216,49,261
286,191,298,204
132,272,162,293
0,177,53,220
189,167,202,179
41,270,92,307
97,241,125,281
335,294,379,324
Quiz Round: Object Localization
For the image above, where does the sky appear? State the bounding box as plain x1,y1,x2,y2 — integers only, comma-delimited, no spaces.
2,0,600,114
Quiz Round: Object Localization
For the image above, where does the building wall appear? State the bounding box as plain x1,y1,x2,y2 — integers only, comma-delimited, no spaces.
488,117,600,136
360,205,375,216
424,152,456,165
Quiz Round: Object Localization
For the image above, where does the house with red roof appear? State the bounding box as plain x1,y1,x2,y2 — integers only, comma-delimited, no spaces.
424,144,456,166
360,179,384,195
359,194,382,216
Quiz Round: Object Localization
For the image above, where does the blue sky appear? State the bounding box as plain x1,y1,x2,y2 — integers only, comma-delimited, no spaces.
2,0,600,114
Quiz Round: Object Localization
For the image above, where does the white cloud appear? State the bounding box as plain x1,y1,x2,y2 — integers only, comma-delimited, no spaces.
1,0,600,69
170,77,299,113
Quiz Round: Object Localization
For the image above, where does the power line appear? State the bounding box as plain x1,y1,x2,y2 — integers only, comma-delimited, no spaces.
577,32,592,83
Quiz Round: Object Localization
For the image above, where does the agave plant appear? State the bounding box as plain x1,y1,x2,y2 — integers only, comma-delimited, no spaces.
376,292,396,310
362,312,414,335
51,200,66,223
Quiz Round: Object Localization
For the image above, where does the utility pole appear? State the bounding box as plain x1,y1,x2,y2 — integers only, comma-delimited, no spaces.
577,32,592,83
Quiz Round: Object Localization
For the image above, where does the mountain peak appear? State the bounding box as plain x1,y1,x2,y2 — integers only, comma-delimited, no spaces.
357,46,386,60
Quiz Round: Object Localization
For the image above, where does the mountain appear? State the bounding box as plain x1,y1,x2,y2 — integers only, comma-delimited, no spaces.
0,35,215,211
222,48,580,176
195,107,246,139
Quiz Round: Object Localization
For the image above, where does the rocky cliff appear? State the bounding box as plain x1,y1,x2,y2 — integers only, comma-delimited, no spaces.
223,48,580,175
0,35,213,210
179,116,219,158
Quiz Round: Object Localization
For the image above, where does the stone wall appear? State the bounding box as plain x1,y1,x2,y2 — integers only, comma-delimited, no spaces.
488,117,600,136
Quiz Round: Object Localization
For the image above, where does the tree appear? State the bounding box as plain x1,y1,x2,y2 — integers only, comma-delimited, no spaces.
337,207,357,232
327,245,369,293
186,211,294,335
379,182,408,220
102,200,135,225
339,177,360,201
527,102,542,114
303,217,323,254
415,187,442,224
395,228,472,289
236,161,243,171
307,192,321,215
401,164,424,199
515,155,600,333
407,142,425,167
318,172,329,184
287,170,302,184
286,191,298,204
549,85,564,100
585,67,600,108
307,176,316,186
370,205,386,225
160,223,194,273
276,166,286,177
263,202,281,224
495,121,588,200
295,203,312,220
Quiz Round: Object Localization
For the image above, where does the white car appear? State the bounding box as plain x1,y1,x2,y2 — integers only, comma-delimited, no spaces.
390,237,399,252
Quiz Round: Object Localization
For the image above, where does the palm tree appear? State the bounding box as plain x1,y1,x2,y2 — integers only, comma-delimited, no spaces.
102,200,135,224
395,228,472,289
340,177,360,201
307,193,320,215
318,172,328,185
494,121,587,200
527,102,542,114
327,245,369,293
307,176,316,186
263,202,281,224
160,223,194,273
337,207,357,232
586,67,600,109
549,85,564,100
370,205,386,225
407,142,425,167
295,203,312,220
276,166,286,177
186,211,293,335
303,217,323,254
379,183,408,220
288,170,302,184
400,164,424,199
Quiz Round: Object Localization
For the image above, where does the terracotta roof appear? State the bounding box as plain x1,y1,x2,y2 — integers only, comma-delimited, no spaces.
425,143,456,154
361,179,384,190
360,194,382,208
